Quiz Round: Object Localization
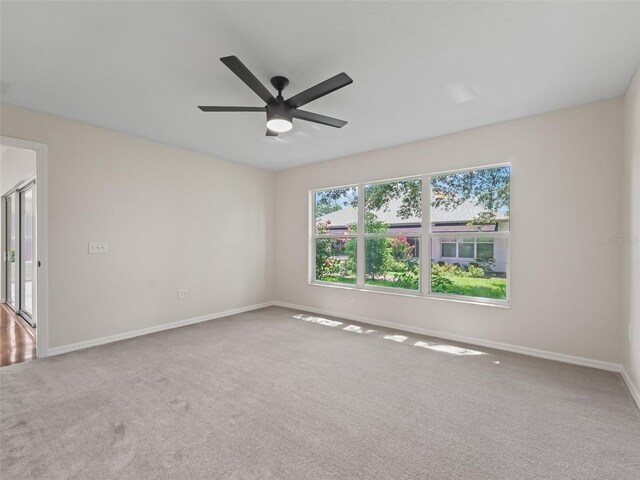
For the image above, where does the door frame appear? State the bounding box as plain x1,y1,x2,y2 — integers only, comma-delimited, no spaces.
1,136,49,358
19,180,36,325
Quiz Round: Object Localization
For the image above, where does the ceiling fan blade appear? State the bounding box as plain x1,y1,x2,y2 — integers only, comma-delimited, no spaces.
198,106,265,112
265,129,278,137
292,109,348,128
286,72,353,108
220,56,276,105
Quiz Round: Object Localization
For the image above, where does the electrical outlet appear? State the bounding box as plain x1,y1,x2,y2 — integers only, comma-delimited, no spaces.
177,289,188,300
88,242,108,254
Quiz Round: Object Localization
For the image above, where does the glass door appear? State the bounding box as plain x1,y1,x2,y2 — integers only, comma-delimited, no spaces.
20,184,35,325
5,193,17,310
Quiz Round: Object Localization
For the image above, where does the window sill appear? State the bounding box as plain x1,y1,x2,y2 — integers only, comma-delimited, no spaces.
309,280,510,309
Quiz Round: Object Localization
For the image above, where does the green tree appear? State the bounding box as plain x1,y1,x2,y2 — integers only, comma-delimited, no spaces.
315,238,333,278
349,213,392,280
355,168,509,226
315,202,341,218
364,179,421,219
314,187,357,219
431,167,510,224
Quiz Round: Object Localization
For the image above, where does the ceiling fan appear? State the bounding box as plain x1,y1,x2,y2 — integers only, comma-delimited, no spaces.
198,56,353,136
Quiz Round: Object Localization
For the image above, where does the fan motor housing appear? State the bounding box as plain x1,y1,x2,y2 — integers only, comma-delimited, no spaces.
266,101,292,122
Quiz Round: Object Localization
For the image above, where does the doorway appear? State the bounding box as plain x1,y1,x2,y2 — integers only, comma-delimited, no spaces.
3,181,36,325
1,137,48,365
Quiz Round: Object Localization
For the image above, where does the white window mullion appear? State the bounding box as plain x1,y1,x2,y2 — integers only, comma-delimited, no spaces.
356,184,365,287
422,175,431,295
309,190,316,283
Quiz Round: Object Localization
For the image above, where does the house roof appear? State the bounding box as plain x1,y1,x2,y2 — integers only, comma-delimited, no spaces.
318,198,508,226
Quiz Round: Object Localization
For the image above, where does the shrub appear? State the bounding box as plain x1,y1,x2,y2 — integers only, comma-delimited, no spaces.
315,238,334,277
395,269,419,290
361,213,392,280
315,219,331,234
343,238,357,276
434,262,485,279
389,236,414,262
465,264,485,278
476,253,496,273
391,259,419,290
366,237,391,280
431,265,453,293
432,262,457,276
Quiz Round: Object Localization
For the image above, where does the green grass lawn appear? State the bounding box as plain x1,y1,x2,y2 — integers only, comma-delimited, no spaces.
440,275,507,300
318,275,357,285
318,275,417,290
317,274,507,300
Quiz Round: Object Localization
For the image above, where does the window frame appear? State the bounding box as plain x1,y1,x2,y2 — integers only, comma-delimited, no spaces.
309,164,510,307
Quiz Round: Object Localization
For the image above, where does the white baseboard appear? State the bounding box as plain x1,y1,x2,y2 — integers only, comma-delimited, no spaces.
620,367,640,412
272,301,622,372
47,301,275,357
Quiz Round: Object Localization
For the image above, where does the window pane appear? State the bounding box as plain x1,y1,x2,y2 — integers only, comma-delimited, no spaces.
315,237,357,284
364,237,420,290
441,243,456,258
431,166,510,233
431,235,507,300
364,179,421,234
315,187,358,235
458,242,474,258
477,241,494,258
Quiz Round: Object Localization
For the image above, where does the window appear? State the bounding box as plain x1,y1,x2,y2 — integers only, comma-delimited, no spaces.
439,238,495,259
458,238,475,258
313,187,358,283
430,166,510,302
311,164,510,305
363,179,421,290
441,239,457,258
476,237,494,258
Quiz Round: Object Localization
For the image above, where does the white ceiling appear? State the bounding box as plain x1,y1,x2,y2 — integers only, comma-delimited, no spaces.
2,2,640,171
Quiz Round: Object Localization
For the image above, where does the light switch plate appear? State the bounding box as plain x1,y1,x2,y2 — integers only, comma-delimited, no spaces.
88,242,108,254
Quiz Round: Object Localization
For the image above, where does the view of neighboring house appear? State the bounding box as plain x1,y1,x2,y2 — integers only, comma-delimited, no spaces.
317,199,509,273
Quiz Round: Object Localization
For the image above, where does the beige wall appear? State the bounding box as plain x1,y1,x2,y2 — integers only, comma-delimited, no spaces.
0,95,632,373
274,99,625,364
623,67,640,397
0,104,274,350
1,145,36,195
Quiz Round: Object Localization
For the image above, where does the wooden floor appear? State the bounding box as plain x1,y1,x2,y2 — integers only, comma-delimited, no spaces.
1,303,36,367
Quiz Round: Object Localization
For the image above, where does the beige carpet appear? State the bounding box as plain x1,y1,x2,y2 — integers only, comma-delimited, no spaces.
1,306,639,479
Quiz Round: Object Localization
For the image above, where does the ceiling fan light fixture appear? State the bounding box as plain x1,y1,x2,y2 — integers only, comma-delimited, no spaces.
266,102,293,133
266,117,293,133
